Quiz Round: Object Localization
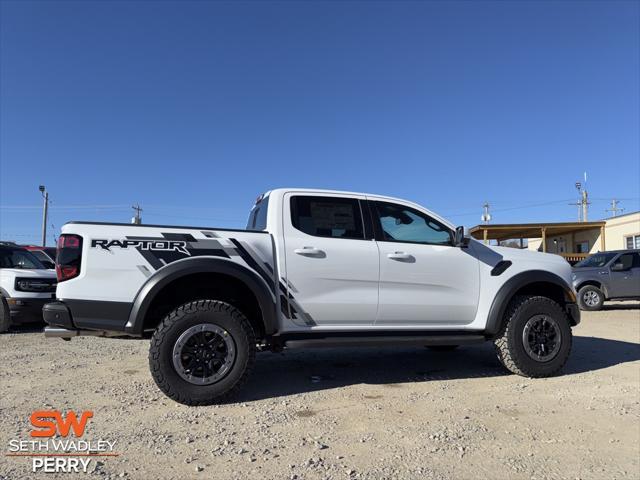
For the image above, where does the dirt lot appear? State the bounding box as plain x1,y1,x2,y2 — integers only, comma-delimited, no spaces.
1,304,639,480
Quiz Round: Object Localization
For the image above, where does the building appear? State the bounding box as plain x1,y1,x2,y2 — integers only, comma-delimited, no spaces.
469,211,640,263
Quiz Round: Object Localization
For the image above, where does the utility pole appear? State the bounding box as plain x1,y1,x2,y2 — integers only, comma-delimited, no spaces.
131,204,143,224
481,202,491,225
606,199,624,217
569,177,590,222
39,185,49,246
569,182,582,222
581,188,589,222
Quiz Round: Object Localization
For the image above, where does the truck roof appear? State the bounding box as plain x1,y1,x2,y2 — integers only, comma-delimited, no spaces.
265,188,454,228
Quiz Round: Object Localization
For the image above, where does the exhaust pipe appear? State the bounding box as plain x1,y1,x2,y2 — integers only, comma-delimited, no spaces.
44,327,109,339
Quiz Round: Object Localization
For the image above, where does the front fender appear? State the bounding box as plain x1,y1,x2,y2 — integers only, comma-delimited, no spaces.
485,270,578,337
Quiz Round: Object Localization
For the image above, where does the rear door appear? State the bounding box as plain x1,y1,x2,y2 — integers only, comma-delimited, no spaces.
283,193,379,326
371,199,480,326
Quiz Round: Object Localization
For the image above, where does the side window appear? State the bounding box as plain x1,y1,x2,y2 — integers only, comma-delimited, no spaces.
290,196,364,240
616,253,635,270
373,201,453,245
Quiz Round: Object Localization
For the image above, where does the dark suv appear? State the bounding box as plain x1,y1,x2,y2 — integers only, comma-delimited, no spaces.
572,249,640,310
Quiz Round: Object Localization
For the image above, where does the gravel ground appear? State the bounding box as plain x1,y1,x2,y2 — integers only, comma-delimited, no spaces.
1,303,639,480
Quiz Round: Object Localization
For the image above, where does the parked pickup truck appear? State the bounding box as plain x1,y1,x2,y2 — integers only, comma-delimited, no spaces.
44,189,580,405
572,249,640,311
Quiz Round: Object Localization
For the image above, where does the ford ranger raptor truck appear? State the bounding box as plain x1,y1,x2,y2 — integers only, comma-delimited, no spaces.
44,189,580,405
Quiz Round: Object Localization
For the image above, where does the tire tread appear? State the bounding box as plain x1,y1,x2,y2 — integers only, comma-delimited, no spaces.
494,295,572,378
149,300,256,406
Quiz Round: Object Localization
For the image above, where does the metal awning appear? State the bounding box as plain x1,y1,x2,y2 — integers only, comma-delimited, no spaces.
469,221,607,252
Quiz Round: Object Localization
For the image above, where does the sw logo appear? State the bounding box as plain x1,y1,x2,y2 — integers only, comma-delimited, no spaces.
30,410,93,438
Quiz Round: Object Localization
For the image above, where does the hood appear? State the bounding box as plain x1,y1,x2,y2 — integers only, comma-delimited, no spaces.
475,242,568,266
1,268,57,278
571,265,604,273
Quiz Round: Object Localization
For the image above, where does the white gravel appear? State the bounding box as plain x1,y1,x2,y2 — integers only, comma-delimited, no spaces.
1,303,638,479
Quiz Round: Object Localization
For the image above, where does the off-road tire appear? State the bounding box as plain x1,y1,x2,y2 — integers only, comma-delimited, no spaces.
494,295,572,378
427,345,459,351
0,296,10,333
149,300,256,406
577,285,604,311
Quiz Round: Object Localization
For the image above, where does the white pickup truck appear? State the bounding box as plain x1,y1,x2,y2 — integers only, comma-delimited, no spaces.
44,189,580,405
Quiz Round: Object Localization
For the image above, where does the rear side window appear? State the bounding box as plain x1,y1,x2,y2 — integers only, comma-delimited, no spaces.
290,196,364,240
246,196,269,231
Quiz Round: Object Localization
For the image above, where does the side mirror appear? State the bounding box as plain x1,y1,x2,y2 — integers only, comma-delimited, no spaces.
611,262,626,272
454,226,470,247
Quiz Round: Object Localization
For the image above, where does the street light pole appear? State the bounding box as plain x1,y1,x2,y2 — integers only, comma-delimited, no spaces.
39,185,49,246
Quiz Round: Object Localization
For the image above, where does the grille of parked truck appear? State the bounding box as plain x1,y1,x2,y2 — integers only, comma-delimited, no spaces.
43,189,581,405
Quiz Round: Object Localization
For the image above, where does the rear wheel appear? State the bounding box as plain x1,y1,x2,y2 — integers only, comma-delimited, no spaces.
578,285,604,311
494,295,572,378
149,300,256,406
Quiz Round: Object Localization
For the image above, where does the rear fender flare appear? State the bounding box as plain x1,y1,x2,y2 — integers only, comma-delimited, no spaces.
125,257,277,336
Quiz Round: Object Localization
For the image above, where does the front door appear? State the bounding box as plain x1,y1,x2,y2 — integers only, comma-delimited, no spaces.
283,193,379,326
371,200,480,326
609,252,640,297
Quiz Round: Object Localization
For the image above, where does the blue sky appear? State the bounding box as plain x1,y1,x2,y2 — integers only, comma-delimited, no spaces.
1,0,638,244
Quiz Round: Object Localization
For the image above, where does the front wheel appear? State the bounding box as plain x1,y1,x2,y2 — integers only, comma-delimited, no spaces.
494,295,572,378
149,300,256,406
578,285,604,311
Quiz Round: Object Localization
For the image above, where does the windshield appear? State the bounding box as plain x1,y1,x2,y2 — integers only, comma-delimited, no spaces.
31,250,56,267
574,252,617,268
0,248,46,269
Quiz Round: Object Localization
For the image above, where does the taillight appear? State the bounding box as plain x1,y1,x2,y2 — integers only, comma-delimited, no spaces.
56,234,83,282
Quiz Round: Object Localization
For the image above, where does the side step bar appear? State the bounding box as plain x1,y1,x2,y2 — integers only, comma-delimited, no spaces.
283,334,486,349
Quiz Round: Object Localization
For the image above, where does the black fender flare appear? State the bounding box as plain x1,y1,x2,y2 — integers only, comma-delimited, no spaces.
485,270,578,337
124,257,277,336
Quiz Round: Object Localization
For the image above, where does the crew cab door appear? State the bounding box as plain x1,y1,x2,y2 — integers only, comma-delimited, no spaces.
370,199,480,326
282,193,379,326
609,252,640,297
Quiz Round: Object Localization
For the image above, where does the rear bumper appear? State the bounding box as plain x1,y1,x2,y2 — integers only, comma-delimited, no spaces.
43,301,74,328
43,300,137,338
7,297,52,323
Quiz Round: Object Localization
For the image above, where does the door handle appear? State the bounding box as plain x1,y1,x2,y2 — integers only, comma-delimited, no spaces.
294,247,324,256
387,251,413,261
